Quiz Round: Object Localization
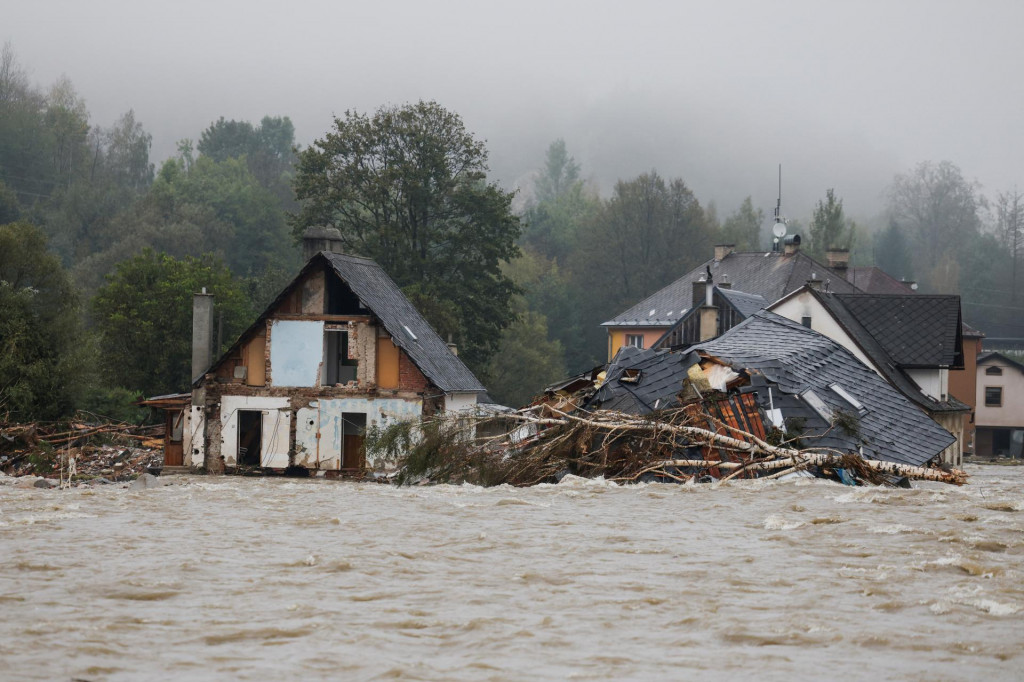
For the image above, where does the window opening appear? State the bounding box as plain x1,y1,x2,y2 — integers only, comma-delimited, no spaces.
325,329,359,385
986,366,1003,376
625,334,645,349
985,386,1003,407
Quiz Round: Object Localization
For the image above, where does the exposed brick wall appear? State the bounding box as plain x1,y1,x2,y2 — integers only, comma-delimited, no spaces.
398,350,431,393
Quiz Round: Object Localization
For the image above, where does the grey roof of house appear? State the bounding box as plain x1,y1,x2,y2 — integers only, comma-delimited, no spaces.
845,267,916,295
978,351,1024,374
832,294,963,367
588,346,699,413
323,252,486,393
804,291,967,414
719,288,768,317
693,311,955,467
604,250,860,327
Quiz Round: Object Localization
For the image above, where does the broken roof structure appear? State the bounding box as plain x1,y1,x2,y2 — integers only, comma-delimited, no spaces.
589,311,955,467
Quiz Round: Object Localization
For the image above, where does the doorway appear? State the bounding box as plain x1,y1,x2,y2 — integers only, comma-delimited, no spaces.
238,410,263,466
341,412,366,469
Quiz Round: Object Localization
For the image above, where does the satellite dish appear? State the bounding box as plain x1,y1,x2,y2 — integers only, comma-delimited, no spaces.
772,220,787,239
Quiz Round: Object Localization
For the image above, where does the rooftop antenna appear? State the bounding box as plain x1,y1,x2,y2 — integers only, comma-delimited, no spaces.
771,164,787,251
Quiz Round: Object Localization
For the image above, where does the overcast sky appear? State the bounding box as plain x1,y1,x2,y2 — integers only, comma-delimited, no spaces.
5,0,1023,223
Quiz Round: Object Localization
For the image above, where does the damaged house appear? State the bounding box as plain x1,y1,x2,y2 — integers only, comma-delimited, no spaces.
180,233,486,474
768,287,969,465
589,311,956,469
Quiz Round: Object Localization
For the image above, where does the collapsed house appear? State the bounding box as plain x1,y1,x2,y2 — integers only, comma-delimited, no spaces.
588,311,955,468
176,232,486,475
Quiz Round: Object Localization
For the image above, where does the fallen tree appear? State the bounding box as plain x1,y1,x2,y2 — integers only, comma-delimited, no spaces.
367,404,968,487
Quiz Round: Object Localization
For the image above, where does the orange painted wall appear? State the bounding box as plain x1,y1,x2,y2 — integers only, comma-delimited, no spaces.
607,328,669,361
376,336,400,389
949,336,980,451
243,332,267,386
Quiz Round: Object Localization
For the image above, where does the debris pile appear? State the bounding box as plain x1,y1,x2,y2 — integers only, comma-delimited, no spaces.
375,403,967,488
1,416,163,481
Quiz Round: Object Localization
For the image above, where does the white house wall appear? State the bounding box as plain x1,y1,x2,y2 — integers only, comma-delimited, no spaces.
906,368,948,402
220,395,291,467
771,293,878,372
294,398,423,469
444,392,478,413
269,320,325,387
184,404,205,467
977,358,1024,428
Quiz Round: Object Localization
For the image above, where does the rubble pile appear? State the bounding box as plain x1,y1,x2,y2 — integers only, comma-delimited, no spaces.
1,416,164,481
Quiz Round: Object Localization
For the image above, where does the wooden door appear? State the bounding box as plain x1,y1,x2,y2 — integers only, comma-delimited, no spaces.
342,434,365,469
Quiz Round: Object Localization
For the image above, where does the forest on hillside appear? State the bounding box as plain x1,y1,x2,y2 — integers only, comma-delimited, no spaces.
2,43,1022,416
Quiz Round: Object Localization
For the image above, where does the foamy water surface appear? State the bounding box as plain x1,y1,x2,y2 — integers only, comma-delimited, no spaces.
1,465,1022,680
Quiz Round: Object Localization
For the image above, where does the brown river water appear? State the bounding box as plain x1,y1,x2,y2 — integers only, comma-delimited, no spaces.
1,466,1022,681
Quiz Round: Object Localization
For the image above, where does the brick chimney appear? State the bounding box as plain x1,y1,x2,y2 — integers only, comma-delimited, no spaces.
718,274,732,290
714,244,735,261
826,248,850,279
302,226,345,261
192,288,215,382
783,234,801,255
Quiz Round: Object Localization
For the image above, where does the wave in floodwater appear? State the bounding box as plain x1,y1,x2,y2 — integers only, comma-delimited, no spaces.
0,466,1022,681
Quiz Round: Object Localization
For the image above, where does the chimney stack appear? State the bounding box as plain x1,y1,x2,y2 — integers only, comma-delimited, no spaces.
783,234,801,255
692,276,709,309
806,274,823,291
826,248,850,279
714,244,735,261
302,225,345,261
718,274,732,290
192,288,215,382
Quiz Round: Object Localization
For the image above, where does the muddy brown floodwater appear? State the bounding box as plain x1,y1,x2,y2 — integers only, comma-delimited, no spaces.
1,465,1022,681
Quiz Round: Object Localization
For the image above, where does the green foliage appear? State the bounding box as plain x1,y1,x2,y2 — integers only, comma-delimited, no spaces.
484,303,567,407
0,221,85,420
808,188,855,257
571,171,715,362
91,250,252,396
78,385,149,424
873,221,913,281
292,100,521,372
198,115,296,201
721,196,763,250
887,160,982,292
521,140,597,264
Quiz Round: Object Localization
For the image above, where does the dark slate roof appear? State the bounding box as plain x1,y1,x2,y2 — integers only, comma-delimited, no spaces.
808,291,967,414
323,252,485,393
845,267,916,295
832,293,963,368
604,250,860,327
719,288,767,317
693,311,955,467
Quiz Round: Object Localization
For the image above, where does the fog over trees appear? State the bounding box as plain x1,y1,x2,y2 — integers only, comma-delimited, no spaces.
2,0,1024,413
